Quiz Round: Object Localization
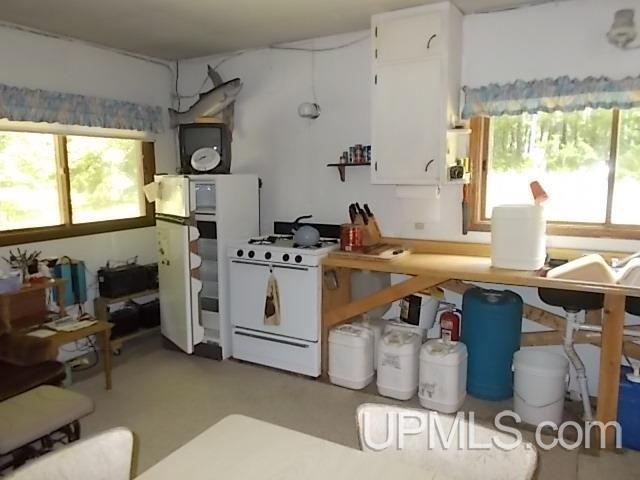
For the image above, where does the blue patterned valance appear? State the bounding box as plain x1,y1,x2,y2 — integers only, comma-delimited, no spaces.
462,75,640,118
0,83,164,132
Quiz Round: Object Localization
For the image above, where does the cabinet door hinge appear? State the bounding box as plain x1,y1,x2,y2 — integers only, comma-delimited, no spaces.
374,74,378,85
375,26,378,37
374,162,378,171
374,49,378,59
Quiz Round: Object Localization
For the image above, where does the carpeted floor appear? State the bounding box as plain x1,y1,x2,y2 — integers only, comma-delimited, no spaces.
70,334,639,479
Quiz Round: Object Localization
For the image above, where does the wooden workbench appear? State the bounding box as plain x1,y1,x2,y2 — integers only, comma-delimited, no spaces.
321,240,640,448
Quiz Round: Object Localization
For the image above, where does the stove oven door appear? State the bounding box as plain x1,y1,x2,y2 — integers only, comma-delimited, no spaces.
229,260,320,342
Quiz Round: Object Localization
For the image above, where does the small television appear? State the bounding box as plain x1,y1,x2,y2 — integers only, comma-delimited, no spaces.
178,123,232,174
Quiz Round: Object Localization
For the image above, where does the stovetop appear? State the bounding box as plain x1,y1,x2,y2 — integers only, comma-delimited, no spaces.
248,234,338,250
228,234,339,267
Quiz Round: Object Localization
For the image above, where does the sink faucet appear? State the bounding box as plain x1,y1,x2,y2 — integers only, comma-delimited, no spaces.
611,251,640,269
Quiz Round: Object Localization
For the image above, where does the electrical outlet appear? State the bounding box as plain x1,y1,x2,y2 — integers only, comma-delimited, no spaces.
414,222,425,230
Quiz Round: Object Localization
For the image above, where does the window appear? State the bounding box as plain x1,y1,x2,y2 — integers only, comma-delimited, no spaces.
0,130,155,246
468,108,640,239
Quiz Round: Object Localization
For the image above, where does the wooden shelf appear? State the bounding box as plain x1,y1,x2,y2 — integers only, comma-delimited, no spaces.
96,288,159,306
447,128,472,135
326,163,371,182
1,278,64,297
111,325,160,352
1,278,66,331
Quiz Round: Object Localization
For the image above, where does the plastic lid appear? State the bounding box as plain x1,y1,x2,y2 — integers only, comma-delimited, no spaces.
492,204,543,218
333,324,366,337
513,349,568,375
424,339,465,356
382,330,419,346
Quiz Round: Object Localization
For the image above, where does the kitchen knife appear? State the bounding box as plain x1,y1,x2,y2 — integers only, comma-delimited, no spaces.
348,204,357,223
355,203,369,225
363,203,383,242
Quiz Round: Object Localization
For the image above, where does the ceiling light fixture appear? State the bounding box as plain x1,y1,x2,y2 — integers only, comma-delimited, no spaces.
608,9,640,49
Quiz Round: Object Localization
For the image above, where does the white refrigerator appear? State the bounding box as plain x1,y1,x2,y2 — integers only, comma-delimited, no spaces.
154,174,259,358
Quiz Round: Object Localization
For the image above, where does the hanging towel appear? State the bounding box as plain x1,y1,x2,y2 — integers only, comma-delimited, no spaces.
264,273,281,326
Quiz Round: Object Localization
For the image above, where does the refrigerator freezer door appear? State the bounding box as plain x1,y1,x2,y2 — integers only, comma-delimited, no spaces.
157,218,204,353
155,175,191,218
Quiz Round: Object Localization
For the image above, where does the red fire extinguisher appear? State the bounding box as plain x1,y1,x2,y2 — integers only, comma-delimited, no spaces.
441,308,461,342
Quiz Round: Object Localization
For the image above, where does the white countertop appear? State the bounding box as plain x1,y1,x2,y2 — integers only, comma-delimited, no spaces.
136,414,437,480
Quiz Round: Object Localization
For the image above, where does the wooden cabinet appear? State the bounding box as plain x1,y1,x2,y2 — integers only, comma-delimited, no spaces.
371,2,462,185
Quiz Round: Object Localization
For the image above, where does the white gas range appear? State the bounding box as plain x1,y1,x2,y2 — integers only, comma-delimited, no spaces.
228,234,339,377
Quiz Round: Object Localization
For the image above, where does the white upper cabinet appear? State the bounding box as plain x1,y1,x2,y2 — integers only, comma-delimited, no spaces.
371,2,462,185
375,11,443,62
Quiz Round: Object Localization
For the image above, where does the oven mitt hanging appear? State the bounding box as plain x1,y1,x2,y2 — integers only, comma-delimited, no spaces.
264,273,281,326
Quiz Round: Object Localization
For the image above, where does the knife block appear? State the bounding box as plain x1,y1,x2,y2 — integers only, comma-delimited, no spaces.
354,216,382,247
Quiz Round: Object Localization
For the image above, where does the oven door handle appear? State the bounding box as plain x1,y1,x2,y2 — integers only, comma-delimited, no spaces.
231,260,309,272
234,330,310,348
231,259,268,267
273,264,309,272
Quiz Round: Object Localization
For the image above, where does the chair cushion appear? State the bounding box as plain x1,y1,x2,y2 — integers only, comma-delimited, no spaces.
0,361,66,402
0,386,94,454
538,288,604,312
626,296,640,316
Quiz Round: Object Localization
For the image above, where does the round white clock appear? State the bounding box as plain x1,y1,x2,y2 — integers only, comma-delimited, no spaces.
190,147,221,172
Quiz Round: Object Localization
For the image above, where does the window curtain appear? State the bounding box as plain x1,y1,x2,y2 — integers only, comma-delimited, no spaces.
0,83,164,133
461,75,640,118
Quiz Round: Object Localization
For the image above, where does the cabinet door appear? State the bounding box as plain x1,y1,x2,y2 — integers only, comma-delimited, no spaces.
372,57,443,185
374,12,443,64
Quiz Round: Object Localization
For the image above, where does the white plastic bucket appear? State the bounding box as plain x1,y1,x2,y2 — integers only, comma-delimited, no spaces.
513,349,569,426
354,317,386,370
329,324,374,390
491,204,546,270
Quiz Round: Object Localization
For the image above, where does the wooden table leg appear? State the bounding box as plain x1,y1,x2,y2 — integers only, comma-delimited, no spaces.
99,328,113,390
1,297,10,333
595,293,625,448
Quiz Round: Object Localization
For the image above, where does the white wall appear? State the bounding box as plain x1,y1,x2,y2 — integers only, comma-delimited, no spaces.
0,26,177,319
463,0,640,87
179,0,640,252
178,0,640,393
179,33,397,235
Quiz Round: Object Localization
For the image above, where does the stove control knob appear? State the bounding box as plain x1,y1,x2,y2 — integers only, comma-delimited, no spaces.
295,255,303,264
248,250,255,259
265,252,272,260
237,249,244,257
282,254,290,262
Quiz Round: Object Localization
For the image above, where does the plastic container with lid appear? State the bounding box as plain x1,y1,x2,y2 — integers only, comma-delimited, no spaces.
377,330,422,400
384,319,428,340
354,317,386,370
329,324,374,390
491,204,546,270
419,339,468,413
618,365,640,450
513,349,569,426
461,287,523,400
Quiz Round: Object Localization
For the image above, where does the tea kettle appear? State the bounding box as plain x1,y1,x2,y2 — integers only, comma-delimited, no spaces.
292,215,320,247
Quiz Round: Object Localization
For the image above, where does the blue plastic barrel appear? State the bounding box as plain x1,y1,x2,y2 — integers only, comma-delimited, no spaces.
461,287,523,400
618,366,640,450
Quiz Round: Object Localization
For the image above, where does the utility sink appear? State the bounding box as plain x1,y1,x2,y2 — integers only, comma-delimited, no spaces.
546,254,617,284
538,287,603,311
617,258,640,287
547,254,640,287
